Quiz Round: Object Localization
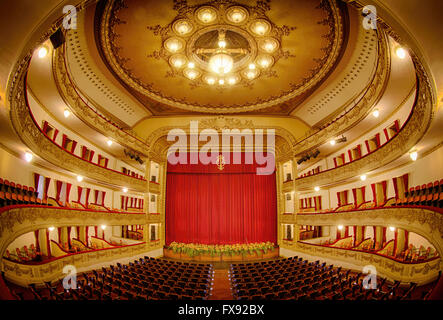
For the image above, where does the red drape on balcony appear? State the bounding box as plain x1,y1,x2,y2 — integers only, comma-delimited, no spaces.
165,152,277,245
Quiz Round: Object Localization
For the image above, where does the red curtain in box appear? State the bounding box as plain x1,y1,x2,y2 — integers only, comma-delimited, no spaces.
381,180,388,202
371,183,376,204
43,177,51,200
121,195,125,210
165,152,277,245
77,187,90,206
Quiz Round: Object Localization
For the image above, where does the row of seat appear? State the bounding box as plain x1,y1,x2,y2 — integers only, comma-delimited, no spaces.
0,177,50,207
4,245,41,263
394,179,443,208
22,257,214,300
229,257,438,300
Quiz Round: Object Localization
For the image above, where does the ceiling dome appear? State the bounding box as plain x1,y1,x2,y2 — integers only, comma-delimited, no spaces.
96,0,347,114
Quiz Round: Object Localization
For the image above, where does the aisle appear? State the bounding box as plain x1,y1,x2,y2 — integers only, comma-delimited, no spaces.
210,269,233,300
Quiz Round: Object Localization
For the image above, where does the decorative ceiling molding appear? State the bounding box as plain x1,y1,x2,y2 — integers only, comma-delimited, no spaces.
292,28,390,155
53,44,151,157
98,0,346,113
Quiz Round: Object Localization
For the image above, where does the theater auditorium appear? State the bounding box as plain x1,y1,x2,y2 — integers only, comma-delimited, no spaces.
0,0,442,302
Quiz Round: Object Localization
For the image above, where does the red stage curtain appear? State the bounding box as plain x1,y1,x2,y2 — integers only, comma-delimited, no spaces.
165,152,277,245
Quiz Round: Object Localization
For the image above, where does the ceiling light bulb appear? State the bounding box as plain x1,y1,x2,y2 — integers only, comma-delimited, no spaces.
170,54,187,69
218,79,225,85
63,109,70,118
38,46,48,58
25,152,33,163
314,186,320,192
249,63,256,70
258,56,273,68
360,174,367,181
329,139,336,146
48,226,55,232
396,47,407,59
173,60,184,68
218,40,226,48
187,70,197,79
77,175,84,182
389,226,395,232
337,225,343,231
228,77,237,85
372,108,380,118
188,61,195,68
252,20,270,36
262,39,279,53
231,12,244,22
165,38,183,53
123,187,128,193
227,7,247,23
209,53,233,74
410,151,418,161
174,20,192,35
101,225,107,230
206,77,216,85
107,140,113,146
198,8,216,23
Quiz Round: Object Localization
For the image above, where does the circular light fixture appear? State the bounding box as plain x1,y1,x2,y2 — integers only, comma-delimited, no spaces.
173,19,193,36
187,61,195,69
183,68,201,80
410,151,418,161
248,63,256,70
25,152,33,163
122,187,128,193
106,140,113,147
204,74,216,85
257,55,274,69
329,139,336,146
37,46,48,58
314,186,320,192
396,47,407,59
389,226,396,232
169,54,187,68
164,38,185,53
250,19,271,36
360,174,367,181
260,38,279,53
227,74,240,85
196,7,217,24
218,79,225,85
218,40,227,48
372,108,380,118
243,68,259,80
101,225,107,230
48,226,55,232
226,6,248,24
209,53,234,74
337,225,344,231
76,175,84,182
63,109,71,118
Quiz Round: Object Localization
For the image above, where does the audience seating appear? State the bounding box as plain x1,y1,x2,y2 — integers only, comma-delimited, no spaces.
18,258,214,300
229,257,439,300
394,179,443,208
0,178,48,207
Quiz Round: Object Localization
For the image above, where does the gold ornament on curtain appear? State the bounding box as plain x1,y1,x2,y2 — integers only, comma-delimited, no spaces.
216,154,225,171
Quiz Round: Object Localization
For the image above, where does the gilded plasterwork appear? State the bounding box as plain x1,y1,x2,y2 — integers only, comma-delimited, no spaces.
296,207,443,257
99,0,346,113
0,206,146,259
